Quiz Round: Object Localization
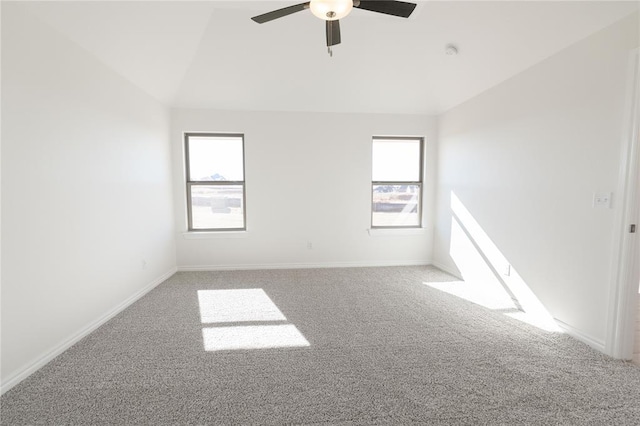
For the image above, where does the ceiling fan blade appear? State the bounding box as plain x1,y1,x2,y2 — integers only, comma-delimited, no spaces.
326,20,341,47
251,2,310,24
354,1,417,18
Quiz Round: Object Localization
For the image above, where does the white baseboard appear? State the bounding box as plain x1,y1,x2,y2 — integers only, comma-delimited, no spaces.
178,260,430,272
429,261,463,280
0,267,177,395
555,319,606,354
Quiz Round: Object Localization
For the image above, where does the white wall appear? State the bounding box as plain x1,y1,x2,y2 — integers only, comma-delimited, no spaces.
1,5,177,389
433,12,639,348
171,109,436,269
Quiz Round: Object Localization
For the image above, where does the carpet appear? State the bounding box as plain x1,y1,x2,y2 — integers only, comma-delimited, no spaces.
2,266,639,425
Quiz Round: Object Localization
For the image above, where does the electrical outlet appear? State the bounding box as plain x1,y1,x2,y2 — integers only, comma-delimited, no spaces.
141,259,147,270
503,264,511,277
307,242,313,250
593,192,612,208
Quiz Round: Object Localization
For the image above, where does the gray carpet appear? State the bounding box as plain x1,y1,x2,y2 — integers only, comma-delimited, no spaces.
2,266,640,425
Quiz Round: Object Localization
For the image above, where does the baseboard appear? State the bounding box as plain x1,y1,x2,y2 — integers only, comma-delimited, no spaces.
0,267,177,395
178,260,430,272
555,319,606,353
429,261,463,280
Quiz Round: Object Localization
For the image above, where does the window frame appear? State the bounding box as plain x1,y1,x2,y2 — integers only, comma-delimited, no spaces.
371,136,424,229
184,132,247,232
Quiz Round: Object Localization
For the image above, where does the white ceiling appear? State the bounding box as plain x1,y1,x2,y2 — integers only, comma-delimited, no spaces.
19,1,640,115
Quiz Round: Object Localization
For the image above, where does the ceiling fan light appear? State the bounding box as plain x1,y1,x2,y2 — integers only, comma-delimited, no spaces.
310,0,353,21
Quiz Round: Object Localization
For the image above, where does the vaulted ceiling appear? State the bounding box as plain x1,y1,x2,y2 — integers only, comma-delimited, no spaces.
18,1,640,114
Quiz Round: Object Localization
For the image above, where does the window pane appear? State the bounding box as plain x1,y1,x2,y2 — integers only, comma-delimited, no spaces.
188,135,244,182
372,184,420,227
190,185,244,230
372,139,420,182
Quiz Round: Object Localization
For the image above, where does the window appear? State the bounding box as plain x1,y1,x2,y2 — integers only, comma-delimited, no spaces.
185,133,246,231
371,136,423,228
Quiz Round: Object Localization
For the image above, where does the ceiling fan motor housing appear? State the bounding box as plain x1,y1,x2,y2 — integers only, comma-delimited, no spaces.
310,0,354,21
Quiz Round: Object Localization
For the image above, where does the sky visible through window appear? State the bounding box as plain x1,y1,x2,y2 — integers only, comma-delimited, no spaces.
372,139,420,181
188,136,243,181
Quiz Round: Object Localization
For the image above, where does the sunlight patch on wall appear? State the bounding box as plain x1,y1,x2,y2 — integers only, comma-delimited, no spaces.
197,289,286,323
202,325,310,351
428,218,518,311
427,192,560,333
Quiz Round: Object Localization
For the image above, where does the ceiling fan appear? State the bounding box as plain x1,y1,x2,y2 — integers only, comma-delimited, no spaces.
251,0,417,56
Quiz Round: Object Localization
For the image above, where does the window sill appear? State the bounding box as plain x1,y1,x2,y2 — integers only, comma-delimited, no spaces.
182,231,249,240
367,228,427,237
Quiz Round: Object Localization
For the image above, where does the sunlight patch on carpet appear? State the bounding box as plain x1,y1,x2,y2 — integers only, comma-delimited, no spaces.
197,289,287,323
426,280,516,311
197,288,310,351
202,325,310,351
